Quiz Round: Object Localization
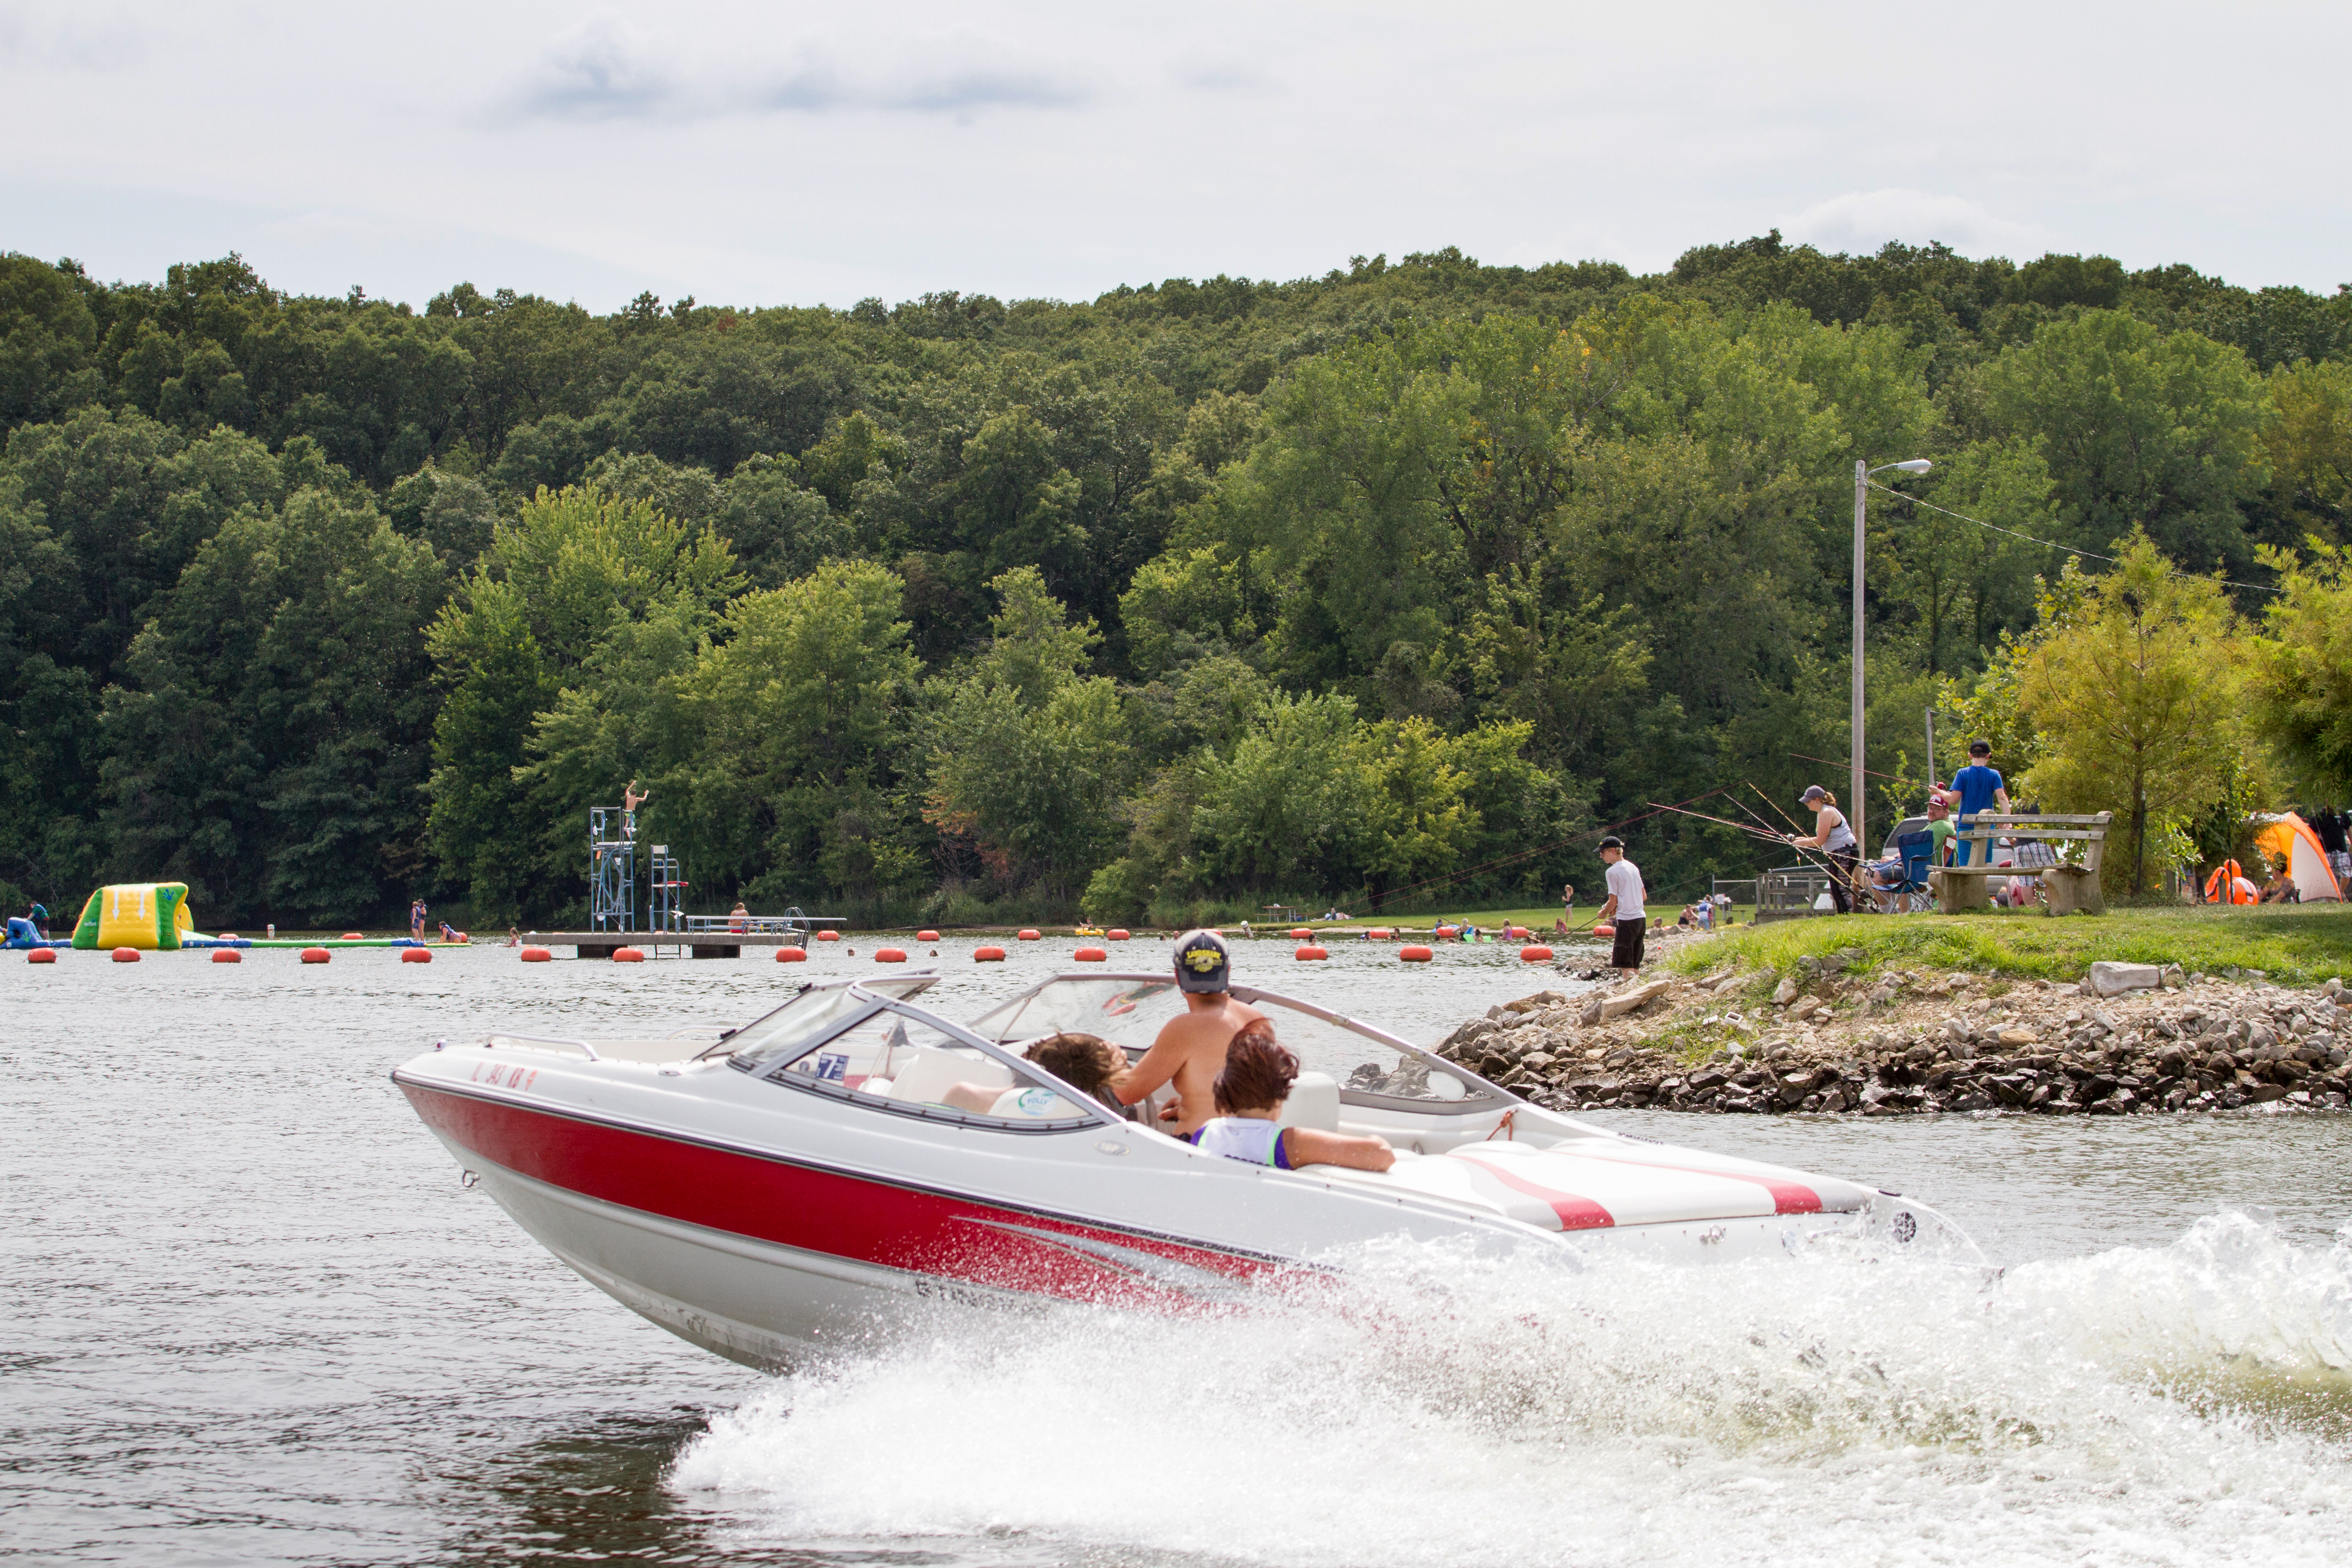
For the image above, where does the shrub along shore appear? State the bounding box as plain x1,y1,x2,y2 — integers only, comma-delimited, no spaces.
1432,908,2352,1117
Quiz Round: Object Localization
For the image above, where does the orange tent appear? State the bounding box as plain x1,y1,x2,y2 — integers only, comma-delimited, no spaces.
2250,813,2344,901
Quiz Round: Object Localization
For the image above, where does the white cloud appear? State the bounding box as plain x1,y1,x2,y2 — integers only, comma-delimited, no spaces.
1782,190,2055,262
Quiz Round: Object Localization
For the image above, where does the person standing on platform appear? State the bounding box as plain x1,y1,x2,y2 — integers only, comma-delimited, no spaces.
410,898,428,942
1940,741,2010,866
1594,837,1646,977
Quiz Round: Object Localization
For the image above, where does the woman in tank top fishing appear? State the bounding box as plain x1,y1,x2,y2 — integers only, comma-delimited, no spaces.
1188,1021,1395,1172
1788,784,1862,915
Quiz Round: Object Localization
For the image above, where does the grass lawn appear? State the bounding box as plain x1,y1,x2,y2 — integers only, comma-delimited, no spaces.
1660,904,2352,986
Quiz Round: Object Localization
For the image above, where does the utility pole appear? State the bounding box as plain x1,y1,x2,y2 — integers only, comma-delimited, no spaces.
1853,458,1934,870
1853,461,1867,859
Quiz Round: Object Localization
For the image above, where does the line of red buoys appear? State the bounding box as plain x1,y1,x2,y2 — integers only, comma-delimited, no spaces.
974,946,1007,961
612,948,645,962
1075,946,1107,961
301,947,331,964
1398,945,1434,962
776,946,806,962
521,946,553,962
1295,945,1328,961
1519,945,1554,962
875,947,907,963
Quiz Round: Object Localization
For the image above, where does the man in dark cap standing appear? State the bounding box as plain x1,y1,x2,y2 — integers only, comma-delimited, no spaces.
1594,837,1647,977
1114,929,1268,1136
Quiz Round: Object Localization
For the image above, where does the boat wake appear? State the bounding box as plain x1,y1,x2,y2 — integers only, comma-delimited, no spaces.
671,1211,2352,1567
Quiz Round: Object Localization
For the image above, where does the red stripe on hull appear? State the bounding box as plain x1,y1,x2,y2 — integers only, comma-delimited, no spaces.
400,1080,1277,1309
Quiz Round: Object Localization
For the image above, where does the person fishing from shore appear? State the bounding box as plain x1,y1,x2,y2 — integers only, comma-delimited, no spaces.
1594,836,1646,976
1186,1020,1394,1172
1112,929,1266,1136
1788,785,1860,914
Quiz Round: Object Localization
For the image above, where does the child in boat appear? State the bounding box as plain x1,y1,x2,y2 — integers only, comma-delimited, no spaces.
936,1032,1129,1117
1188,1021,1395,1172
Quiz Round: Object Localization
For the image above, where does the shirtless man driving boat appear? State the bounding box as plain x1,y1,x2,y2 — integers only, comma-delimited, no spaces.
1112,929,1265,1136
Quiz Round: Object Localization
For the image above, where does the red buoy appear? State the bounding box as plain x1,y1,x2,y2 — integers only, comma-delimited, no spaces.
1519,945,1555,962
111,946,141,962
1504,926,1530,940
300,947,331,964
974,946,1007,961
916,929,941,943
28,947,58,963
612,947,645,962
1075,946,1107,961
1399,945,1434,963
815,929,840,942
401,947,432,963
776,946,806,962
341,932,364,941
1017,929,1041,941
1291,927,1313,941
1295,945,1328,961
875,947,907,963
212,949,241,962
521,946,553,962
1107,928,1130,941
1367,928,1392,940
1593,923,1616,938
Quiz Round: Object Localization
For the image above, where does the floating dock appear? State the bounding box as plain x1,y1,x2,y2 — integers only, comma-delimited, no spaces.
521,926,843,959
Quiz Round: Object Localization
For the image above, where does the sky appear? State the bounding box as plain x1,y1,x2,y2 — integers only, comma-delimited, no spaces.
2,0,2345,312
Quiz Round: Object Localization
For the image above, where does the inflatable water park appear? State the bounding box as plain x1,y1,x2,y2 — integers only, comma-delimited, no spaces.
2,882,464,954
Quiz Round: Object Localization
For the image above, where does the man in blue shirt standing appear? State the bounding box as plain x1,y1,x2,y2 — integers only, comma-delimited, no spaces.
1942,740,2010,866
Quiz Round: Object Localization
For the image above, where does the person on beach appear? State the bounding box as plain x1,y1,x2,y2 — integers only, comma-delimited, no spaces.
1186,1021,1394,1172
1113,929,1266,1136
1940,741,2010,866
1562,882,1574,923
2316,807,2351,887
1594,836,1647,976
1788,785,1861,915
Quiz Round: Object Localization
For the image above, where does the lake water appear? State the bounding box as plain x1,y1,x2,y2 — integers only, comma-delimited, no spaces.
9,936,2352,1566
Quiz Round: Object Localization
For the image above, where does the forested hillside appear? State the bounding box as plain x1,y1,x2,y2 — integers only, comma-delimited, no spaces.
4,236,2349,927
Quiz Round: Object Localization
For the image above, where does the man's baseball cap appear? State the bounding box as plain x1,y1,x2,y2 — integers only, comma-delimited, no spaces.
1969,740,1991,755
1171,929,1231,993
1597,835,1624,850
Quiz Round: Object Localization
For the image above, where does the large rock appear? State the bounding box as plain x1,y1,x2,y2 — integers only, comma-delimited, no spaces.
2090,961,2163,997
1600,980,1675,1021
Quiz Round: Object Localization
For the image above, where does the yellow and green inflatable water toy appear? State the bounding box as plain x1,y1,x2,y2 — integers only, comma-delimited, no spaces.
72,882,197,950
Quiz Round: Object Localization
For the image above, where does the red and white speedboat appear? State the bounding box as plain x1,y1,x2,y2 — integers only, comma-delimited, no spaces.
395,973,1975,1367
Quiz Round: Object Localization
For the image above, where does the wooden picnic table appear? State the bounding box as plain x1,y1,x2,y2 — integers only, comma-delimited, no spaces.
1931,811,2111,914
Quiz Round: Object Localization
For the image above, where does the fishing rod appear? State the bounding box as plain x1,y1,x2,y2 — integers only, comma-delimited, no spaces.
1647,801,1791,847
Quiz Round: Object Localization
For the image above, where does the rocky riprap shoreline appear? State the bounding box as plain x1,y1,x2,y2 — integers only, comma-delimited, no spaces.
1432,952,2352,1117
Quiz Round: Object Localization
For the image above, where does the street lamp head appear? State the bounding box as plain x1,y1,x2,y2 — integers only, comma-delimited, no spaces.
1874,458,1933,475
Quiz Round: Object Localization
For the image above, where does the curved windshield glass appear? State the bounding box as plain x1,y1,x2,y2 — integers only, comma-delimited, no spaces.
757,1002,1111,1131
965,976,1499,1112
716,977,937,1069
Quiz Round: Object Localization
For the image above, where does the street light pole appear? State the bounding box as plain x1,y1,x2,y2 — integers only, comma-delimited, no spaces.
1852,461,1867,859
1852,457,1933,879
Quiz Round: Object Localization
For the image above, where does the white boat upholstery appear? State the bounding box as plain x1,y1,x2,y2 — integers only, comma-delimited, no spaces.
1275,1071,1340,1132
884,1048,1010,1105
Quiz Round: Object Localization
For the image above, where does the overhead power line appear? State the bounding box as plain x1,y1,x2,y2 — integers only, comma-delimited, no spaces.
1865,479,2283,596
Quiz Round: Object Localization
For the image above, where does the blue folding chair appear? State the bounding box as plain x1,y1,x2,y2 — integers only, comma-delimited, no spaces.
1883,831,1936,912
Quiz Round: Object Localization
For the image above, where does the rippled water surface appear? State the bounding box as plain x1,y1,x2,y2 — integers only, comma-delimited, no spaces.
9,936,2352,1566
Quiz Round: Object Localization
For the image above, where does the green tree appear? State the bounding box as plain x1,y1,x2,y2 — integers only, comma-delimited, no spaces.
2013,538,2245,895
2246,543,2352,802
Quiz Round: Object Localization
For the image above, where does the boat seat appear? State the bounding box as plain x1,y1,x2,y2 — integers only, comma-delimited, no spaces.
885,1048,1010,1106
1276,1071,1340,1132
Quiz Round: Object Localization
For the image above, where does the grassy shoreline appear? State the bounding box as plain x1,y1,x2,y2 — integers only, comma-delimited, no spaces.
1661,906,2352,987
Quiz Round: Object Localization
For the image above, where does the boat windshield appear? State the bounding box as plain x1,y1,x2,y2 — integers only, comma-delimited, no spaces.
967,975,1499,1112
711,977,939,1068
